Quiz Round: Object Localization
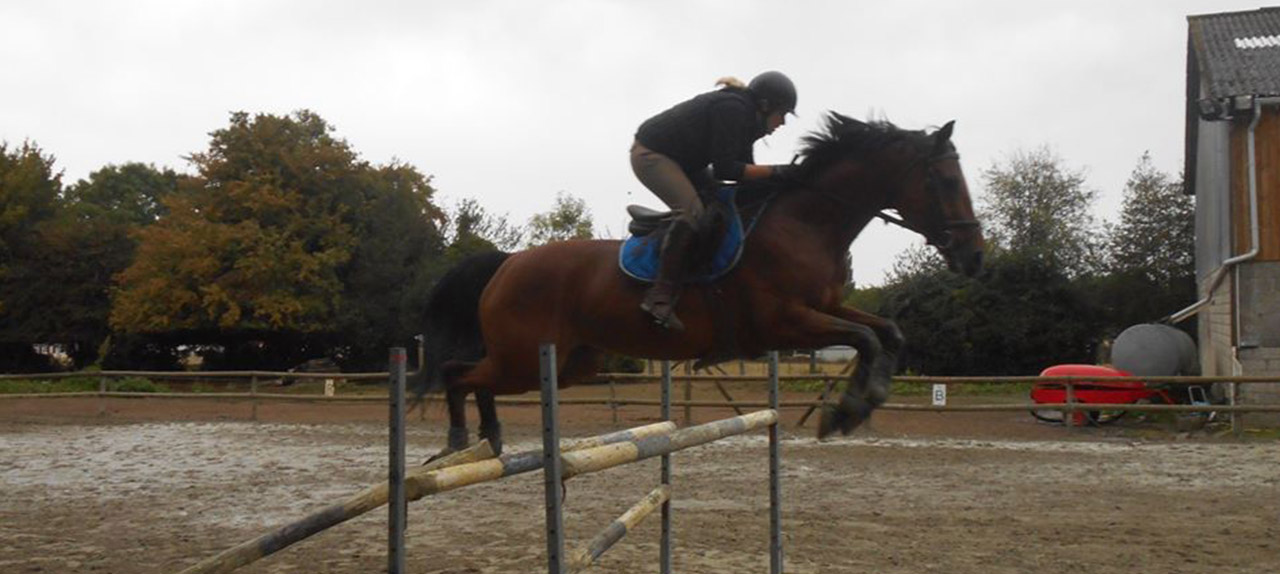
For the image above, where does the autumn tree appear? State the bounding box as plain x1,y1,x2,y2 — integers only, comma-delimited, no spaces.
111,111,446,369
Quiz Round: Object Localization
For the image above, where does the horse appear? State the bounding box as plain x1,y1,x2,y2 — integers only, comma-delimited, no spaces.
415,113,984,455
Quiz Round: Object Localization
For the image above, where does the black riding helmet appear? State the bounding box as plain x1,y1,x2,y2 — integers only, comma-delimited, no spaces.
747,71,797,115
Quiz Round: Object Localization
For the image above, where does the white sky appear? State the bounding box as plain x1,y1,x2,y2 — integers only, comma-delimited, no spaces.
0,1,1263,285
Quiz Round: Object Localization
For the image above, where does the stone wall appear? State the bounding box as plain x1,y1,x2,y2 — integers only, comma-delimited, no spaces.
1238,347,1280,426
1198,273,1235,377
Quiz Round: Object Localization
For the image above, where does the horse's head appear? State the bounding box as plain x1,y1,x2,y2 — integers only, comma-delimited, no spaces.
798,114,985,277
887,121,985,277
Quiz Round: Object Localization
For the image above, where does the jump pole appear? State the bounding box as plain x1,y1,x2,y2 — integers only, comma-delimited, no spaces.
177,421,677,574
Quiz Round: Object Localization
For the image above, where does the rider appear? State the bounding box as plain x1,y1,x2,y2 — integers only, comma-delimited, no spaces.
631,71,799,331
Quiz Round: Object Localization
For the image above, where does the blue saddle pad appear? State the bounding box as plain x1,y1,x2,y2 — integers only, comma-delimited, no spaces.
619,187,745,283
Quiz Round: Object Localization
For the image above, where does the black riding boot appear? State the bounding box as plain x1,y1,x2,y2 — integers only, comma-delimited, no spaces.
641,219,696,331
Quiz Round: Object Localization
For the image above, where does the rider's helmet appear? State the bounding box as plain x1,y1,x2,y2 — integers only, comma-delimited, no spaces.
747,71,797,115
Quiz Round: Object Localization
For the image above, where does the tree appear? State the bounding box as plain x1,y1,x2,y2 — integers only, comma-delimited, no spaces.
0,141,61,284
0,141,63,370
1085,153,1197,336
66,162,177,224
335,161,448,367
979,147,1101,276
441,198,523,261
44,164,182,365
112,111,361,337
526,192,594,246
111,111,448,370
1106,153,1194,283
880,254,1099,375
884,243,947,285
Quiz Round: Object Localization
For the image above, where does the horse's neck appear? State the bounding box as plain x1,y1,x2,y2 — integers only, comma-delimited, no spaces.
768,163,893,254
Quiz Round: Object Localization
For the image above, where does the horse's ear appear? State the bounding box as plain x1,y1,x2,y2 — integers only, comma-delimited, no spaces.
933,120,955,152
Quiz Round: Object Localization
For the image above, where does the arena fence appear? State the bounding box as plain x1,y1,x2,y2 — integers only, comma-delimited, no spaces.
3,366,1280,437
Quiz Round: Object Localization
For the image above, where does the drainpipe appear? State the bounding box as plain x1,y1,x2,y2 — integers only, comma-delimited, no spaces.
1165,96,1276,324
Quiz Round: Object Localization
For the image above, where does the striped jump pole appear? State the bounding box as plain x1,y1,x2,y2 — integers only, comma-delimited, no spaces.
176,441,494,574
178,421,678,574
540,345,778,574
566,485,670,573
559,409,778,479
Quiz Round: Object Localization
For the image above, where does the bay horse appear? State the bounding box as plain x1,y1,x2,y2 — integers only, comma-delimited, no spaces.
416,113,984,454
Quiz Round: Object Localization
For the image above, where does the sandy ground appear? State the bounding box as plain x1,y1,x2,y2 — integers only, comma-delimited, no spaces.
1,386,1279,574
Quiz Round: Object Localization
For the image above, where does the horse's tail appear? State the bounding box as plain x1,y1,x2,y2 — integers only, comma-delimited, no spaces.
412,250,512,398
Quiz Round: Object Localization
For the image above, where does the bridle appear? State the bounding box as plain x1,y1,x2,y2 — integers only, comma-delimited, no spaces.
872,150,981,252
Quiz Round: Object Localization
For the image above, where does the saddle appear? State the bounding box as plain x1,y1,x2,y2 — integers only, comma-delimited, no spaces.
618,187,747,283
625,204,674,237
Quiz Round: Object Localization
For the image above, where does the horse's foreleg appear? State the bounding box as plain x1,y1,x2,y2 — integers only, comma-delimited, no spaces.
830,307,905,408
777,308,884,438
475,389,502,455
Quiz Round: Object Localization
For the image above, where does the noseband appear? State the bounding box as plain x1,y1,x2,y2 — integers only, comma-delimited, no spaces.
874,150,980,251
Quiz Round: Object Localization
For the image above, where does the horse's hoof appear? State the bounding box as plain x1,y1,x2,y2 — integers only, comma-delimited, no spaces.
480,435,503,456
817,405,843,440
819,397,876,438
423,447,455,465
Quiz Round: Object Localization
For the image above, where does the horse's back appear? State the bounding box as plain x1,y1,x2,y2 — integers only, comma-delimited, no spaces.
472,238,716,388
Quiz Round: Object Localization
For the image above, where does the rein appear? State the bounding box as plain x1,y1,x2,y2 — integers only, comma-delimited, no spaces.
819,149,979,250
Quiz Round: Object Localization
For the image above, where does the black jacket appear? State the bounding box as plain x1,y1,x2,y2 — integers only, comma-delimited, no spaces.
635,88,763,181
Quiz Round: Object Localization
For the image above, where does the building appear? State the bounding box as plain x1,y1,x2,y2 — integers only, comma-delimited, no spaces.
1182,8,1280,423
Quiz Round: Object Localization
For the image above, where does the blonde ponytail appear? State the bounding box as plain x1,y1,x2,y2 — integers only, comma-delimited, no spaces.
715,76,746,89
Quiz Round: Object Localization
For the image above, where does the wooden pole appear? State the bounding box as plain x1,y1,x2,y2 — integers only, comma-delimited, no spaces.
249,376,258,422
176,442,494,574
713,381,746,416
609,378,619,426
1231,381,1242,437
97,376,107,417
566,486,670,573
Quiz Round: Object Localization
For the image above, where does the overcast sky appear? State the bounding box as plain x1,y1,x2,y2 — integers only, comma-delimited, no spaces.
0,1,1263,285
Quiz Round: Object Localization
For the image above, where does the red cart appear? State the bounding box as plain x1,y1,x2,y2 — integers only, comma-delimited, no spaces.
1029,364,1176,425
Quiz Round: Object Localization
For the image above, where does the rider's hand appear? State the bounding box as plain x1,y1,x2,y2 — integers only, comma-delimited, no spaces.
770,164,801,180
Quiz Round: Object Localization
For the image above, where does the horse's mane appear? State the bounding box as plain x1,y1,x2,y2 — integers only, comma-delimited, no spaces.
797,112,924,173
736,112,922,199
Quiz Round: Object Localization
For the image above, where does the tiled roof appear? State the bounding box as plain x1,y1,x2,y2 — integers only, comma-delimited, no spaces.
1189,8,1280,98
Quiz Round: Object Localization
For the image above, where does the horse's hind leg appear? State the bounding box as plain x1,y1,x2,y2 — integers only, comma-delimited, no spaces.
476,389,502,455
445,385,470,452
